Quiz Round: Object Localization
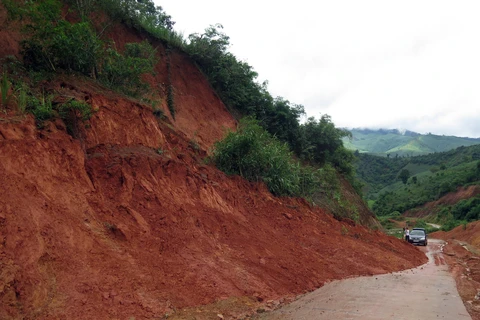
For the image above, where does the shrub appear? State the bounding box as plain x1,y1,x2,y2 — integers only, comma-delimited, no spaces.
28,93,55,125
20,0,103,75
65,0,97,20
11,0,156,97
451,197,480,221
414,219,427,228
100,41,157,97
212,118,302,196
22,20,102,75
312,163,339,197
0,73,13,108
99,0,175,31
57,99,92,137
441,218,460,232
26,91,92,131
16,84,28,113
391,211,401,217
57,99,92,121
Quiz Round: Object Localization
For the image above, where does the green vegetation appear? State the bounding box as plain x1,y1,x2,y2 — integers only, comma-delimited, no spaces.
187,24,360,201
372,161,479,216
301,115,354,175
4,0,158,98
398,169,410,184
165,49,176,119
344,128,480,156
1,0,162,133
1,0,364,223
57,99,92,136
22,20,102,75
94,0,181,46
356,144,480,199
101,41,157,97
358,143,480,231
211,118,333,198
0,72,14,108
354,153,409,195
186,26,306,160
27,91,55,123
25,91,92,132
451,196,480,221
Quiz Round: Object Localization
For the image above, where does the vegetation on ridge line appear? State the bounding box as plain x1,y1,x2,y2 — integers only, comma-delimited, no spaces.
210,117,341,199
1,0,364,210
185,24,359,188
343,128,480,157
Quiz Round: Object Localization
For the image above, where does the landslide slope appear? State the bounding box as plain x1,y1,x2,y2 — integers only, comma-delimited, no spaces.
0,8,426,320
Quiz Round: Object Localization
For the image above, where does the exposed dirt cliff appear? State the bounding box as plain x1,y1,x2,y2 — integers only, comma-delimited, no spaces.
0,7,427,319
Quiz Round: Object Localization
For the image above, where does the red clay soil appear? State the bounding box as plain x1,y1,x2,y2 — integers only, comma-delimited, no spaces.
432,223,480,320
0,112,427,319
433,221,480,249
0,7,427,319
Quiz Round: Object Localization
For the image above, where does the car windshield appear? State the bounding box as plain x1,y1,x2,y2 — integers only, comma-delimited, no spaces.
410,230,425,236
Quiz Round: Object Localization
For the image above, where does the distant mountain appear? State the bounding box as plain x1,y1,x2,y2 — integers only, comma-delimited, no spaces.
343,128,480,156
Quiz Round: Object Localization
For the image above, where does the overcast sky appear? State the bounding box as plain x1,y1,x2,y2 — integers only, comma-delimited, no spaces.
155,0,480,138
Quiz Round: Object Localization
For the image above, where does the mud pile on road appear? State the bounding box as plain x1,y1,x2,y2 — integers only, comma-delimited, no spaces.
432,220,480,249
0,9,427,320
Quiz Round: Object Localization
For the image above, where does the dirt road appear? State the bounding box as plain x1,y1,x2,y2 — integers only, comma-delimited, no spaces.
259,239,471,320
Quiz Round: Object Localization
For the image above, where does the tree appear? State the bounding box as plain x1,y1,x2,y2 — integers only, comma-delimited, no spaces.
398,169,410,184
300,115,352,168
99,0,175,30
259,97,304,155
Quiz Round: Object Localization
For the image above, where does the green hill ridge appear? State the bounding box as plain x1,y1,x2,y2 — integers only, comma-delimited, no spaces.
343,128,480,157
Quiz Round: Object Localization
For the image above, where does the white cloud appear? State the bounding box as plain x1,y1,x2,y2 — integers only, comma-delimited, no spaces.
157,0,480,138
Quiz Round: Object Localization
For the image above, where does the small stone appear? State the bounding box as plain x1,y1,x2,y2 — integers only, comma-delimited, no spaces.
283,212,293,220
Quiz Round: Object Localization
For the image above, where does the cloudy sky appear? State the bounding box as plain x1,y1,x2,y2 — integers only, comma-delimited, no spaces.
155,0,480,138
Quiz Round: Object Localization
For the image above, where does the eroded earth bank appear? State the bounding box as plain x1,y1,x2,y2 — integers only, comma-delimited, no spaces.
0,9,427,319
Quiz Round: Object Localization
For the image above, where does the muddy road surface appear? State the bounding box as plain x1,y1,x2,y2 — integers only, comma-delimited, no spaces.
259,239,471,320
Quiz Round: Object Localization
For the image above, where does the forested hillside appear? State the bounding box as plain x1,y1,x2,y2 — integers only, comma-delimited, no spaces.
357,144,480,230
344,128,480,156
